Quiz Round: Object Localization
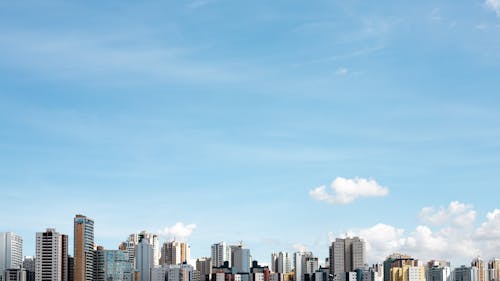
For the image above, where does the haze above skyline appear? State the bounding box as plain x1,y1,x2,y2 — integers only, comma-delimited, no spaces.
1,0,500,267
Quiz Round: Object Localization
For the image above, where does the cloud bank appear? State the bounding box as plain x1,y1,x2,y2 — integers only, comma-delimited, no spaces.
334,201,500,264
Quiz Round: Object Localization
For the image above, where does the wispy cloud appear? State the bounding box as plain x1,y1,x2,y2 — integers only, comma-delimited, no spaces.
187,0,212,9
309,177,389,205
293,45,385,68
0,30,241,86
336,68,349,75
486,0,500,16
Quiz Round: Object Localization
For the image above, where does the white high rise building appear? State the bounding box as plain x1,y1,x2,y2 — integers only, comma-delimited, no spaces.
136,237,154,281
294,252,313,281
271,252,291,274
211,242,231,268
0,232,23,275
139,232,160,266
35,229,66,281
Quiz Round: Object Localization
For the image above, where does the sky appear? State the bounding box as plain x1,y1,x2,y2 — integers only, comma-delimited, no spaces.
1,0,500,268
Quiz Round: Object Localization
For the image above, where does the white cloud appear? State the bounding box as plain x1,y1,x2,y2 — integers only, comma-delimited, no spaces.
309,177,389,204
476,209,500,240
159,222,197,241
486,0,500,16
419,201,476,228
339,202,500,264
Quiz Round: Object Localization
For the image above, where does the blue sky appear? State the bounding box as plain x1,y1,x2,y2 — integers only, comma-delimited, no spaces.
1,0,500,267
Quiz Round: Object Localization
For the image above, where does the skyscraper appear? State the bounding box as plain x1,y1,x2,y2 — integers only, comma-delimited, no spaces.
294,252,313,281
488,259,500,281
271,253,291,274
35,228,68,281
471,258,486,281
211,242,231,268
94,248,132,281
196,257,212,281
160,241,190,265
0,232,23,277
119,234,139,268
390,266,425,281
383,254,416,281
329,237,366,281
135,237,154,281
23,257,35,281
138,232,159,266
232,247,250,274
453,266,477,281
74,215,95,281
427,264,451,281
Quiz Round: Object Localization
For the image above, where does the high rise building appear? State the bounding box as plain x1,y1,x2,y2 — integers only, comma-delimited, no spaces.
427,261,450,281
94,248,132,281
453,266,477,281
160,241,190,265
22,257,35,281
294,252,313,281
232,247,250,274
152,264,194,281
119,235,138,268
35,228,68,281
136,237,154,281
304,257,319,275
390,266,425,281
61,235,68,281
383,254,416,281
472,258,486,281
0,232,23,277
488,259,500,281
211,243,231,268
196,257,212,281
67,257,74,281
138,232,159,266
74,215,95,281
271,254,278,274
363,264,383,281
329,237,365,281
271,253,291,274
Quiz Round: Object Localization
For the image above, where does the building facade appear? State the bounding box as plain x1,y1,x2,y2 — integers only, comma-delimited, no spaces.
35,229,67,281
329,237,365,281
74,215,95,281
95,249,132,281
0,232,23,278
161,241,190,266
136,237,154,281
212,243,231,268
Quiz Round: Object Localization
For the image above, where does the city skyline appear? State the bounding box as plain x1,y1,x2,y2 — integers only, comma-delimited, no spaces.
2,0,500,273
3,207,500,269
2,219,500,281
